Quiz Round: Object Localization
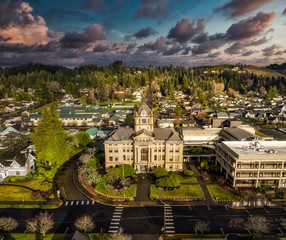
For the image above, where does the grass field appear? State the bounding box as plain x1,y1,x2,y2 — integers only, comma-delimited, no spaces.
150,184,204,199
206,184,242,201
176,175,198,184
0,185,36,201
95,183,136,199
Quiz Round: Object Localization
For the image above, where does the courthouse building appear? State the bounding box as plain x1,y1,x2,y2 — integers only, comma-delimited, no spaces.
104,100,184,173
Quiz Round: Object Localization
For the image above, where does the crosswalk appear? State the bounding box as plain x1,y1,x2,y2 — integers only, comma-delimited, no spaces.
108,206,124,233
164,206,175,234
64,200,95,206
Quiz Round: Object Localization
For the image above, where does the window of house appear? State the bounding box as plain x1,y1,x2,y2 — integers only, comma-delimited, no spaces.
169,156,173,161
16,171,20,176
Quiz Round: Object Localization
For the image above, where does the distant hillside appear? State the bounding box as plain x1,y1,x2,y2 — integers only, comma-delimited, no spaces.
243,65,285,78
267,63,286,75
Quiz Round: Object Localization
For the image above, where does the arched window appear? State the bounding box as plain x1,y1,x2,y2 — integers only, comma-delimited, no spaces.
141,148,148,161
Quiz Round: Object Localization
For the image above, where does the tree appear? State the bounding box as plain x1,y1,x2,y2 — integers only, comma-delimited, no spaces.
30,103,71,166
0,217,18,232
25,211,54,237
125,113,134,126
106,167,121,185
2,132,29,152
119,164,134,178
195,220,209,234
74,215,95,233
183,170,194,177
108,227,132,240
153,167,168,178
49,81,61,93
75,132,91,147
156,175,181,189
244,215,268,234
79,153,93,165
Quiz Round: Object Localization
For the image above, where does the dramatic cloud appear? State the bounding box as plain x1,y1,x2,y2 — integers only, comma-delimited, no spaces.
93,44,110,52
241,50,257,56
167,17,206,43
225,11,276,40
61,23,104,48
125,26,157,41
79,0,106,10
162,44,183,55
207,51,221,58
262,44,278,56
225,42,244,55
191,33,226,54
0,1,62,45
245,37,268,46
0,41,59,53
274,50,286,55
0,35,12,42
133,0,181,23
139,36,167,52
214,0,275,19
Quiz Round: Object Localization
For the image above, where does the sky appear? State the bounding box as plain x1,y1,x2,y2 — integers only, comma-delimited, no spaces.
0,0,286,67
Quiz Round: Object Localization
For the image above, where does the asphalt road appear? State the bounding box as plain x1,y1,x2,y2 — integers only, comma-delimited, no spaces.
1,204,286,237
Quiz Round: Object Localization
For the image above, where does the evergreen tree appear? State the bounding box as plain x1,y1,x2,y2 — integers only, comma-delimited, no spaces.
30,103,71,166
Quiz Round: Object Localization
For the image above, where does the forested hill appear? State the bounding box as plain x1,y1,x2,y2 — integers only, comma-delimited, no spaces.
0,62,285,102
267,62,286,74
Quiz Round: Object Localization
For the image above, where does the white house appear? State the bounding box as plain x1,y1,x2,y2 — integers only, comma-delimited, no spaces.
0,152,35,181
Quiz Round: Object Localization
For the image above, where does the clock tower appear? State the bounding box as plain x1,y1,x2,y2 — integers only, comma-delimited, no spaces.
134,100,154,132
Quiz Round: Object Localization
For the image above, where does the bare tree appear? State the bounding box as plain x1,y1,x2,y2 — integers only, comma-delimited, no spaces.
244,215,268,234
108,228,132,240
74,215,95,233
0,217,18,232
79,153,93,165
25,211,54,237
195,220,209,234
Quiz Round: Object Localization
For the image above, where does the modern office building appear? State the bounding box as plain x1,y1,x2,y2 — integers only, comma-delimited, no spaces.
216,141,286,188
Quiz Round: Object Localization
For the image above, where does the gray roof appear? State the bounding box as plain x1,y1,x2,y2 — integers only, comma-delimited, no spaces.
60,114,94,119
223,127,255,141
0,153,27,167
137,101,152,115
30,113,42,119
107,127,135,140
64,230,90,240
152,128,182,141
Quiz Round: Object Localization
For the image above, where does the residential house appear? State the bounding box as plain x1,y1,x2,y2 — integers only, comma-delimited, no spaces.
0,152,35,181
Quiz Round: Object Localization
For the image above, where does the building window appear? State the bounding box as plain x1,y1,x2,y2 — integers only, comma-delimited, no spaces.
141,148,148,161
175,156,179,161
109,149,112,153
142,119,146,124
16,171,20,176
169,156,173,161
170,148,174,153
114,148,118,153
123,148,125,152
123,155,126,161
109,157,113,161
162,156,165,161
154,155,157,161
175,148,179,152
115,157,119,161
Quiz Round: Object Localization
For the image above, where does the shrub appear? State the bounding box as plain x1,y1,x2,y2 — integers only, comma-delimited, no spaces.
38,167,46,174
26,173,33,179
153,167,168,179
9,176,17,183
16,176,26,182
44,170,56,178
183,170,194,177
156,175,181,189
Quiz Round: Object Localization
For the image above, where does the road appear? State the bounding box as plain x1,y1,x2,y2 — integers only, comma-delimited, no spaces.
1,203,286,238
260,128,286,140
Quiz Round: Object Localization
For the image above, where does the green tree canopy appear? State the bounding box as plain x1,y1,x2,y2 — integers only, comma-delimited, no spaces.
153,167,168,179
125,113,134,126
119,164,134,178
30,103,71,166
75,132,91,147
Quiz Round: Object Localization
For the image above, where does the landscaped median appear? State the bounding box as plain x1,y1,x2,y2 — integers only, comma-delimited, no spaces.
3,233,107,240
95,183,137,201
206,184,242,201
150,184,204,200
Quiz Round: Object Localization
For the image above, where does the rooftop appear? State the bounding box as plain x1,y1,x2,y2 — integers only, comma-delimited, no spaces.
222,141,286,156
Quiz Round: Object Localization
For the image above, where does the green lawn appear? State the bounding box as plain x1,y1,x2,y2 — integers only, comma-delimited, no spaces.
3,178,53,191
0,185,35,201
150,184,204,199
95,183,136,199
176,175,198,184
206,184,242,201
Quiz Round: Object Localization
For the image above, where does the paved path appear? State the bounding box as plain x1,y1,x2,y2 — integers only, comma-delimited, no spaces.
189,164,214,204
135,173,151,202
